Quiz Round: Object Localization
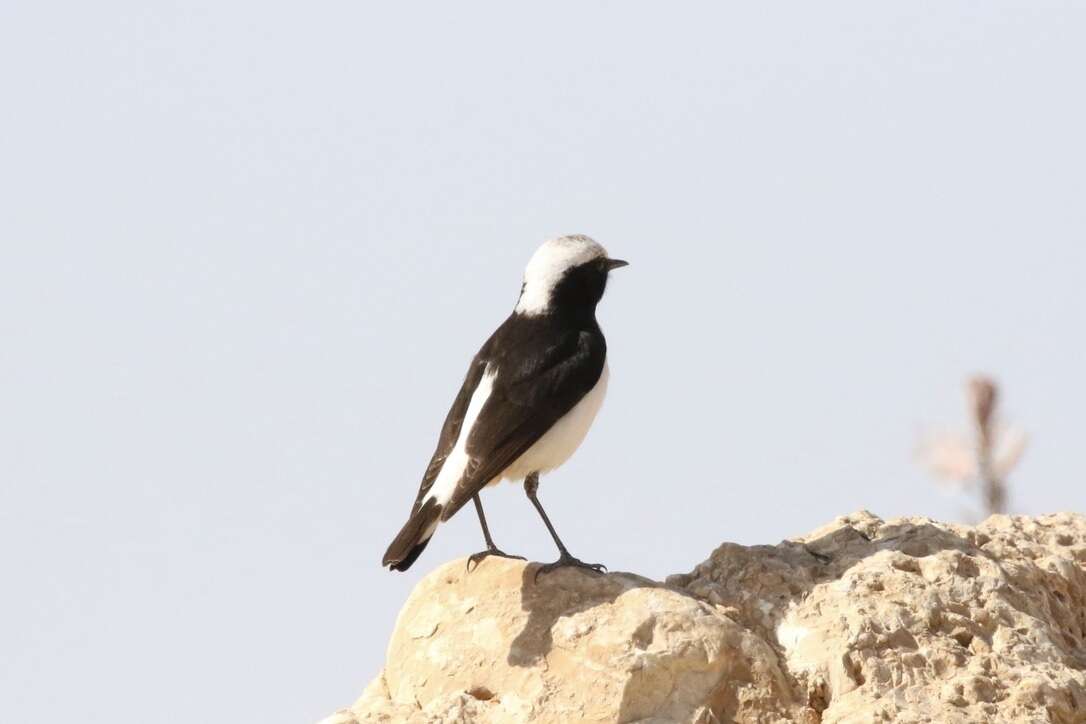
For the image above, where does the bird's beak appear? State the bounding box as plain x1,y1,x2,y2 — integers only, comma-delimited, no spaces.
605,258,629,271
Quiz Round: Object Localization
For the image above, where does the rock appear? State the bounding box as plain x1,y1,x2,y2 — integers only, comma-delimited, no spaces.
324,512,1086,723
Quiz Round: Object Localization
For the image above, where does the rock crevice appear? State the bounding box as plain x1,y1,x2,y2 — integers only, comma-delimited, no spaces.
324,512,1086,723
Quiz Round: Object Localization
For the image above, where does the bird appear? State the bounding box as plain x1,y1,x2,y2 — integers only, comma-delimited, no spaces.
382,234,627,577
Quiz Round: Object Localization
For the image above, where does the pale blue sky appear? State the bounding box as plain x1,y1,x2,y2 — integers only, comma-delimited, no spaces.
1,3,1084,723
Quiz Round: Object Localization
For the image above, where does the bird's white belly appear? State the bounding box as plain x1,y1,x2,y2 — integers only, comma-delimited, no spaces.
499,361,609,482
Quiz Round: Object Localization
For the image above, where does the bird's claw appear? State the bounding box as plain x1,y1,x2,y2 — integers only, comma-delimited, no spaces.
466,548,526,571
534,554,607,582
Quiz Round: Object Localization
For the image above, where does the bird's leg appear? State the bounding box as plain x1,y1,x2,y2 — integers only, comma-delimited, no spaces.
524,472,606,581
466,494,524,571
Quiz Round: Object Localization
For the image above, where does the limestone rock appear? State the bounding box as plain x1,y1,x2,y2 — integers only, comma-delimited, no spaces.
324,513,1086,723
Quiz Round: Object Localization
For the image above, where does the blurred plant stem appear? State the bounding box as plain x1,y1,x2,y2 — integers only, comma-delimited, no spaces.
918,374,1026,520
969,376,1007,515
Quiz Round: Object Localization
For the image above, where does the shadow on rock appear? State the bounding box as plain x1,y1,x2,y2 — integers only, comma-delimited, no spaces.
507,564,659,667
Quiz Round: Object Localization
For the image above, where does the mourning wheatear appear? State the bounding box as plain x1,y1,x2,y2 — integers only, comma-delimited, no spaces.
382,235,626,576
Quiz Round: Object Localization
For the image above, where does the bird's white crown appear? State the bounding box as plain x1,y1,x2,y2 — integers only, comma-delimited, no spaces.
514,235,608,315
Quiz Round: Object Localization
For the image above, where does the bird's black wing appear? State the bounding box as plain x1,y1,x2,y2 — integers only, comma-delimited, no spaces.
440,324,606,520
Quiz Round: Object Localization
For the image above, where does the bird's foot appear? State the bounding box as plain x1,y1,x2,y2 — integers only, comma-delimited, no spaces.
534,553,607,582
466,547,525,572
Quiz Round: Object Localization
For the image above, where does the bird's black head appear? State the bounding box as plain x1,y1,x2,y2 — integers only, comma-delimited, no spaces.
514,235,627,319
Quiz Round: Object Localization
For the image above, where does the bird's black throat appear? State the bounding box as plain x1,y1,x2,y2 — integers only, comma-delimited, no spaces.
545,259,612,319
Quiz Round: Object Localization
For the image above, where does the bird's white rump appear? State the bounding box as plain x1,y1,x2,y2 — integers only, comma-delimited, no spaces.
424,366,497,507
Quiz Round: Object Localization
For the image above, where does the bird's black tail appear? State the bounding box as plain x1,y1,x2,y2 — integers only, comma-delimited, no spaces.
382,498,442,572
